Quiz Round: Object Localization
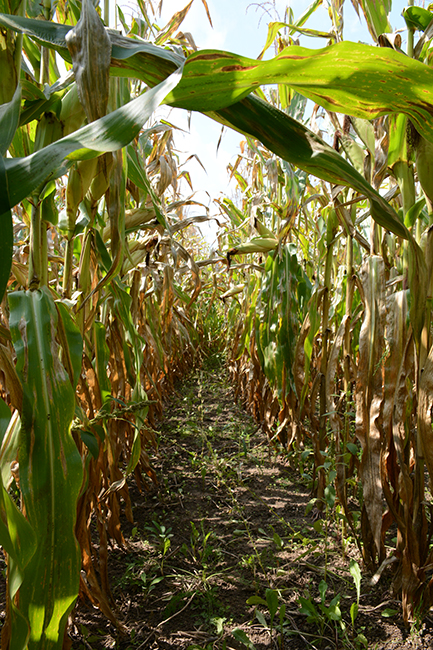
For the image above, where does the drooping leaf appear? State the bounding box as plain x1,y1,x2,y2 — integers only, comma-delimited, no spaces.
351,0,392,42
3,67,183,211
0,398,11,444
0,477,36,650
0,12,183,80
0,156,13,309
214,95,408,239
56,301,83,389
155,0,193,45
5,14,433,145
94,321,111,403
256,246,311,401
163,42,433,144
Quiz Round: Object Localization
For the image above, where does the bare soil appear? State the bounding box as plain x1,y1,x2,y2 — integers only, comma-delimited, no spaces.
5,358,433,649
69,360,433,649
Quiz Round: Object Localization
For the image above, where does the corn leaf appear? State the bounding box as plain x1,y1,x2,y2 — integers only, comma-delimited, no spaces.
352,0,392,42
402,6,433,32
214,95,408,239
2,67,182,211
6,14,433,145
0,83,21,156
0,158,13,303
8,287,83,649
355,257,387,562
256,247,311,400
164,42,433,143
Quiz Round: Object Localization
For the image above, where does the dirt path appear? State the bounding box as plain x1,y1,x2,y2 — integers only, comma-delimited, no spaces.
69,360,433,649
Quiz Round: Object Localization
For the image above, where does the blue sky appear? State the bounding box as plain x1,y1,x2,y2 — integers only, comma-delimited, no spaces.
119,0,411,242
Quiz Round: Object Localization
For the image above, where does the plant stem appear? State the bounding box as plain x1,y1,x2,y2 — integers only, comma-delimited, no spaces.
62,238,74,298
28,199,41,289
407,0,414,58
40,222,48,287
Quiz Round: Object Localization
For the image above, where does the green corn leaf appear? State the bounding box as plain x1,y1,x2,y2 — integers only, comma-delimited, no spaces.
0,154,13,301
0,96,13,300
214,95,408,239
79,430,99,460
0,398,11,443
0,15,425,241
354,0,392,42
3,67,182,212
0,410,19,489
265,589,279,625
6,14,433,145
0,12,182,80
0,479,36,650
163,42,433,144
0,83,21,156
256,246,310,401
8,287,83,649
0,207,13,304
405,197,426,228
403,6,433,32
56,301,84,389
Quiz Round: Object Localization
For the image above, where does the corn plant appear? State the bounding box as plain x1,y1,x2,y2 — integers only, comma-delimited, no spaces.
2,0,433,644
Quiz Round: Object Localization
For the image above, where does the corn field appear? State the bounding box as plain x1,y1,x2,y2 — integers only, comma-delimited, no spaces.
2,0,433,646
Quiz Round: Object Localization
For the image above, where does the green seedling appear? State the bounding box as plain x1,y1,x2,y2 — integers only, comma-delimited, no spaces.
247,588,286,647
145,519,174,554
231,628,256,650
258,526,284,550
187,521,215,565
140,571,164,595
298,579,343,639
349,559,368,648
145,519,174,574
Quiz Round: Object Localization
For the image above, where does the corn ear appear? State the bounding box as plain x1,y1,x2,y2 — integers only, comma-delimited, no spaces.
59,84,86,137
102,206,156,241
227,237,278,256
33,111,63,151
89,154,113,207
416,135,433,213
66,158,98,236
254,217,275,238
220,285,245,299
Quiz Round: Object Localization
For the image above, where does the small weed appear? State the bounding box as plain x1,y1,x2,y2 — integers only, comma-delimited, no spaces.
144,519,174,574
145,519,173,553
247,588,286,648
295,560,366,650
116,557,163,596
